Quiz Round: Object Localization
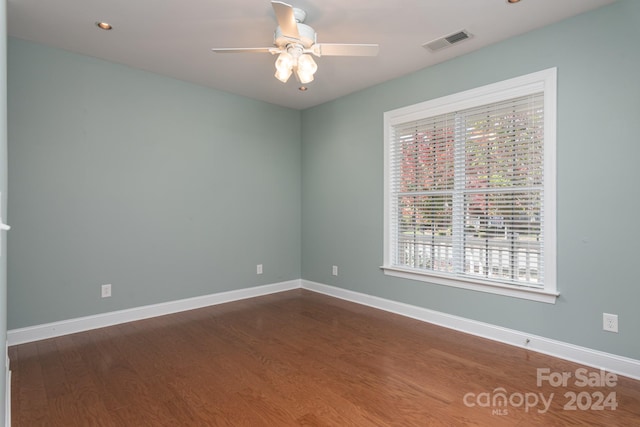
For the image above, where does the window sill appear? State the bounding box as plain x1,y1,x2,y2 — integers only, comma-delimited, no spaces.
380,266,559,304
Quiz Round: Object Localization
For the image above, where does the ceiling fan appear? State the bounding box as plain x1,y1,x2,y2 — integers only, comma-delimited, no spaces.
211,1,379,85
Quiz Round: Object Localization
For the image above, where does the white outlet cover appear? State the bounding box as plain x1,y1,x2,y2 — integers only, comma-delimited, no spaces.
101,284,112,298
603,313,618,333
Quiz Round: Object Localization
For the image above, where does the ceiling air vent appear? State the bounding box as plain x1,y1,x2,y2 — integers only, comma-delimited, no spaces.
423,30,473,52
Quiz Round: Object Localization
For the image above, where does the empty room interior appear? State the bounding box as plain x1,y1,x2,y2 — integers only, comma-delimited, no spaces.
2,0,640,425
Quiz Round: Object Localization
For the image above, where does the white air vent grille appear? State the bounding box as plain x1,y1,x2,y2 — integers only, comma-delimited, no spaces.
423,30,473,52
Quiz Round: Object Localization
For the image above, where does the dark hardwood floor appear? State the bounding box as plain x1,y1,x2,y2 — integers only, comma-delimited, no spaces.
9,289,640,426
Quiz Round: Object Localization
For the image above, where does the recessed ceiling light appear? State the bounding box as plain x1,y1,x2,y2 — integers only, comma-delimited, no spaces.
96,21,113,30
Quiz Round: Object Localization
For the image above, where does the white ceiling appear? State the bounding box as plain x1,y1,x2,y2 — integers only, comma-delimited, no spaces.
7,0,615,110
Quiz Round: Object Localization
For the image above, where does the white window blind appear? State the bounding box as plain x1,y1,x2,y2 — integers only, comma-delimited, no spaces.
383,69,557,303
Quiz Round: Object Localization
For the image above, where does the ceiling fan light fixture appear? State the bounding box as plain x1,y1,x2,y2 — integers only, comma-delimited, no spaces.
295,54,317,84
274,51,294,82
275,66,293,83
212,2,378,86
296,70,314,84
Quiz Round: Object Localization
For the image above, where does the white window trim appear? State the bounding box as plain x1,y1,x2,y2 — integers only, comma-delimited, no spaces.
382,68,558,304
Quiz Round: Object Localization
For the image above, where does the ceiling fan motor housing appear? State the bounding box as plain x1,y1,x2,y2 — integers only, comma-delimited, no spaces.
275,23,316,49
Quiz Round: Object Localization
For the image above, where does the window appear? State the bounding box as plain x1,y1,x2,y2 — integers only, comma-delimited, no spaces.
383,68,557,303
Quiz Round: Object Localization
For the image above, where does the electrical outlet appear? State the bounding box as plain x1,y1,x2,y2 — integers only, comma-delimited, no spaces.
603,313,618,333
257,264,263,275
332,265,338,276
101,284,112,298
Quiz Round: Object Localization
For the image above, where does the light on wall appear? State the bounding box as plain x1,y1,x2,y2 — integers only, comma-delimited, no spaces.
273,44,318,84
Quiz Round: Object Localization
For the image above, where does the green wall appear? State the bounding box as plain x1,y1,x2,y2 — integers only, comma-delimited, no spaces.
7,0,640,362
301,0,640,359
1,0,8,421
7,38,301,329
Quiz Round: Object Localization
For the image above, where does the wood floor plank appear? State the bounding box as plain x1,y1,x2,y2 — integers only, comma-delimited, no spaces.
13,342,50,425
10,289,640,426
53,334,116,426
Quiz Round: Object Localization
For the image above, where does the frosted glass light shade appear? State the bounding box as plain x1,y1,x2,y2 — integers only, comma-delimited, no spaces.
275,52,294,83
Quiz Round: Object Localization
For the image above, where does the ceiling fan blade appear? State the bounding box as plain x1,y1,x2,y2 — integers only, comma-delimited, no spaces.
211,47,280,54
272,1,300,40
313,43,380,57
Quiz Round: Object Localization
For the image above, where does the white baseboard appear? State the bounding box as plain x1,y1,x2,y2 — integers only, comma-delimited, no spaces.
301,280,640,381
7,279,301,346
8,278,639,381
